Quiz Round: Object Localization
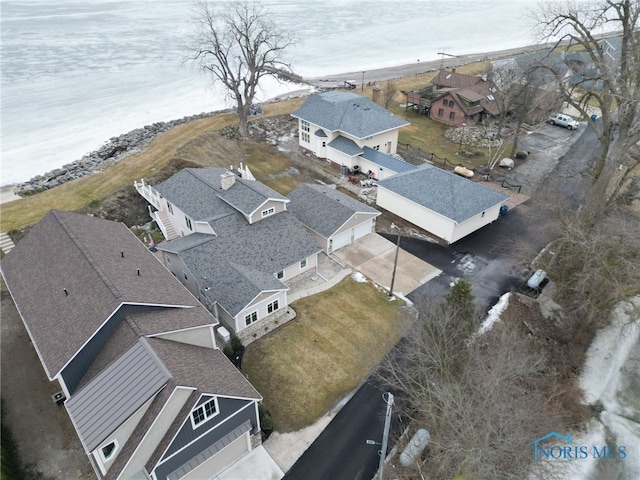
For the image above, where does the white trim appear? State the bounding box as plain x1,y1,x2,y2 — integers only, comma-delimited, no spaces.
189,396,220,429
155,399,258,468
99,438,119,462
116,385,196,480
145,322,219,339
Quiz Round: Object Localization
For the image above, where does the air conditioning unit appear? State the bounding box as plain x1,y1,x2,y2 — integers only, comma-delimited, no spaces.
217,326,231,343
52,391,66,406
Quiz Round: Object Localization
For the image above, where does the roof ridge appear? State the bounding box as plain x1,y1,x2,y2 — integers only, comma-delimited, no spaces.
52,210,122,299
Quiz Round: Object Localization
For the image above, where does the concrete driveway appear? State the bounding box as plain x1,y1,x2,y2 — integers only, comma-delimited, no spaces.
333,234,441,296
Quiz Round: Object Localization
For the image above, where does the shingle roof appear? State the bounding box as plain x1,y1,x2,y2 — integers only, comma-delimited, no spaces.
66,339,171,451
0,210,208,378
292,91,409,139
361,147,417,174
328,135,364,156
159,212,321,316
154,168,288,221
377,165,509,223
288,184,380,238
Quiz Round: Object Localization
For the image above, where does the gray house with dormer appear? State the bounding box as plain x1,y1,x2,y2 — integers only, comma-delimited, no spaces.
291,91,411,180
0,210,274,480
376,165,509,243
136,167,321,335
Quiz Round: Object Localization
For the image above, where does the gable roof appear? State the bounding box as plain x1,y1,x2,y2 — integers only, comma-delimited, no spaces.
159,211,321,316
292,91,409,139
154,168,288,221
66,338,171,451
361,147,417,174
288,184,380,238
432,70,500,116
0,210,208,378
377,165,509,223
432,70,483,89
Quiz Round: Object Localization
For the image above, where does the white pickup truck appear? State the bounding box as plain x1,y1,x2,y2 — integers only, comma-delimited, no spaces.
548,113,579,130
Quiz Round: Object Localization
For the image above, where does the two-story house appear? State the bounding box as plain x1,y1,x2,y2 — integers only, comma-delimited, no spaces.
0,210,276,480
135,167,321,335
291,91,412,180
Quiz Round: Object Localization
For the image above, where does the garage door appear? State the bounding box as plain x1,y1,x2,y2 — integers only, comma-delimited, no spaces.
353,220,372,241
331,230,351,252
180,432,249,480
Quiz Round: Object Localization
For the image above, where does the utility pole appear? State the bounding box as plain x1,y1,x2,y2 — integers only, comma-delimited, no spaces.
378,392,394,480
362,71,365,91
389,224,401,296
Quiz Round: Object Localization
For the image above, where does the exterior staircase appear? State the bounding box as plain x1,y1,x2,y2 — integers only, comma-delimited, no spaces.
0,232,16,255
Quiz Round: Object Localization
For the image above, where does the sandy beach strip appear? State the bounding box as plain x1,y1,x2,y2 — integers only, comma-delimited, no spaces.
1,185,21,205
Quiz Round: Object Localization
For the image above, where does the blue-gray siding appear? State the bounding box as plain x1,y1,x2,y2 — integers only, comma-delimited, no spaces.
154,398,258,479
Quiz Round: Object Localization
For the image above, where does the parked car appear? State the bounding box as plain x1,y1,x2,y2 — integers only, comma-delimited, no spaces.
344,80,357,89
548,113,579,130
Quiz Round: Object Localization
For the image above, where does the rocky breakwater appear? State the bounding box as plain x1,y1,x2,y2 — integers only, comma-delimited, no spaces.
16,110,223,197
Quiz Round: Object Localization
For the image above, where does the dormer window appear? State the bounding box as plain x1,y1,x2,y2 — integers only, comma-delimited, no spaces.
191,397,219,428
99,440,118,462
261,207,275,218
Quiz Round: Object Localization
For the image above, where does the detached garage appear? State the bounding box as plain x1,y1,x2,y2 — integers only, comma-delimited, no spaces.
288,184,380,253
376,165,509,244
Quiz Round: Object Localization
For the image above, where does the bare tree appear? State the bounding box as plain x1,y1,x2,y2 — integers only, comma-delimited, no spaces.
378,292,563,479
383,79,397,109
530,0,640,218
188,1,296,137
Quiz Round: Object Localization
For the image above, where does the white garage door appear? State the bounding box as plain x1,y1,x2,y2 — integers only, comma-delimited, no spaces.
331,230,351,252
180,432,249,480
353,220,372,241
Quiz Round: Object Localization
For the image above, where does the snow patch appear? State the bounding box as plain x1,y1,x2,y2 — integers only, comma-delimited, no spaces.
352,272,367,283
477,292,511,336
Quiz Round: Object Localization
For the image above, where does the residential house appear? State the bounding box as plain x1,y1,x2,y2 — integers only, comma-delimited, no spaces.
0,210,268,480
135,167,321,335
291,91,410,179
376,165,509,244
429,70,500,126
287,183,381,254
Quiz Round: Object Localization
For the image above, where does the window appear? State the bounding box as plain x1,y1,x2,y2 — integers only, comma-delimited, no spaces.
301,132,310,143
101,441,117,460
438,108,444,117
322,141,326,147
449,99,455,107
300,258,307,269
261,207,275,218
301,120,310,132
185,216,192,231
267,300,279,314
449,112,456,121
245,311,258,326
276,270,284,280
167,202,174,215
373,145,380,151
191,398,218,428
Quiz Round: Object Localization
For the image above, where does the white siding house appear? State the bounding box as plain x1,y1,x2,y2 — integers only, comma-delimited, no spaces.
292,91,410,174
376,165,509,244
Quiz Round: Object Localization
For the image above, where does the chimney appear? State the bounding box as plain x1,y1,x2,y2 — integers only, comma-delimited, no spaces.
372,85,381,103
220,171,236,191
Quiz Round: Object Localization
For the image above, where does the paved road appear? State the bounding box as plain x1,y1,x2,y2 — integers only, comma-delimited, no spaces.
283,382,395,480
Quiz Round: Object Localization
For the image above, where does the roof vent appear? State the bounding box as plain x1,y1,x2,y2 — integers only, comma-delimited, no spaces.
220,171,236,190
63,288,68,296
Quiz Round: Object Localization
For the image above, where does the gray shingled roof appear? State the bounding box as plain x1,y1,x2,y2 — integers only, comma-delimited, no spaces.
159,211,321,316
0,210,209,378
288,184,380,238
377,165,509,223
154,168,288,221
292,91,409,139
66,339,171,451
361,147,417,174
328,135,364,156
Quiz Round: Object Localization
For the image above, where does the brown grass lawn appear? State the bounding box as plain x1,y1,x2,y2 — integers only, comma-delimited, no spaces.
242,277,407,433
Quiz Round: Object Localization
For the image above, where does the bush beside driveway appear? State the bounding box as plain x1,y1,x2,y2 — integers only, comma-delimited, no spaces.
242,276,408,433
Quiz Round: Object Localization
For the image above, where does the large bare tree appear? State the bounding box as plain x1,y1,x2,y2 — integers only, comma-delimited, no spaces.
531,0,640,219
188,1,296,137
